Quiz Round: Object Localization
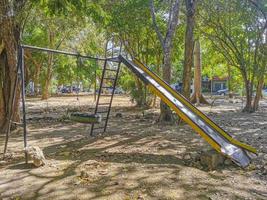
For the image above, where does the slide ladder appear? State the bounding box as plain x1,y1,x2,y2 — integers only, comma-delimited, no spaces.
90,59,121,136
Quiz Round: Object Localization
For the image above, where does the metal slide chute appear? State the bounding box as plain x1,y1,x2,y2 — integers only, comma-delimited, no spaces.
132,58,257,154
119,55,256,167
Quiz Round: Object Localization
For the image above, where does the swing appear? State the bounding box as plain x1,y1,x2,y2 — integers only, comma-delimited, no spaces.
69,112,102,123
69,55,101,124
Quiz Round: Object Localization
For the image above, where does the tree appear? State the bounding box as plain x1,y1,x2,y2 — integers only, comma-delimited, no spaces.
252,30,267,111
150,0,180,121
0,0,26,133
103,0,161,107
199,0,267,112
23,2,107,99
0,0,106,133
190,39,209,105
182,0,197,99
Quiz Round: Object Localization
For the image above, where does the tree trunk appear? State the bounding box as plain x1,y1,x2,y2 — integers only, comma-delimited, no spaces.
227,65,233,98
182,0,196,99
41,52,53,100
135,77,145,107
190,40,209,105
41,30,55,100
152,56,161,107
159,49,173,122
150,0,180,122
162,49,172,83
0,1,21,133
253,30,267,111
34,64,41,95
243,79,253,112
252,75,264,111
25,50,42,95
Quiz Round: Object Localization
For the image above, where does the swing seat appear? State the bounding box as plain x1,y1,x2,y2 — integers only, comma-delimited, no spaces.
69,113,102,124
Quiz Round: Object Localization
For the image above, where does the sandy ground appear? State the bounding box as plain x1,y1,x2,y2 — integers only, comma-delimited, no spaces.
0,95,266,200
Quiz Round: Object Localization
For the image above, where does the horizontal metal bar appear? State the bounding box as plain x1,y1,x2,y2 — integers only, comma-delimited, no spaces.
105,68,118,72
21,44,119,62
108,57,120,62
93,126,105,130
97,103,110,106
103,77,115,80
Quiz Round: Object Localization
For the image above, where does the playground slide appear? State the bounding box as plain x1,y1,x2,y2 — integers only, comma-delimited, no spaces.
119,55,256,167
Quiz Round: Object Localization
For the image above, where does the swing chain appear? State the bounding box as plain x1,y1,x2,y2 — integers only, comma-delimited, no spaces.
76,54,82,108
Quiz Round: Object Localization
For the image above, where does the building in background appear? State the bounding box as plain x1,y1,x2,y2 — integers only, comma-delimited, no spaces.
202,76,228,93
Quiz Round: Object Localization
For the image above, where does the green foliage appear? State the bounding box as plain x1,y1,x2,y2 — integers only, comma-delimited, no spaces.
198,0,266,100
97,0,162,105
19,0,266,107
23,2,106,94
199,0,266,77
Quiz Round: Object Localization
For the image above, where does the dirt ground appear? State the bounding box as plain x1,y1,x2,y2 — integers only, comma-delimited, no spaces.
0,95,267,200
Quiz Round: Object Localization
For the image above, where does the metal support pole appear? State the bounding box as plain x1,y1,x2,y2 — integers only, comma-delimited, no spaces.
21,44,119,62
20,46,28,163
94,60,97,102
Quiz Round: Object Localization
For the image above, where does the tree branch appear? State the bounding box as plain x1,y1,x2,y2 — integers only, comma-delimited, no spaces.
150,0,164,48
198,12,244,65
214,40,239,68
166,0,174,35
248,0,267,21
164,0,180,44
216,22,242,58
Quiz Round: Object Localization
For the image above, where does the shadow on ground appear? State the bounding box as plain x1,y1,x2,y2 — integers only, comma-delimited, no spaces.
1,100,267,200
